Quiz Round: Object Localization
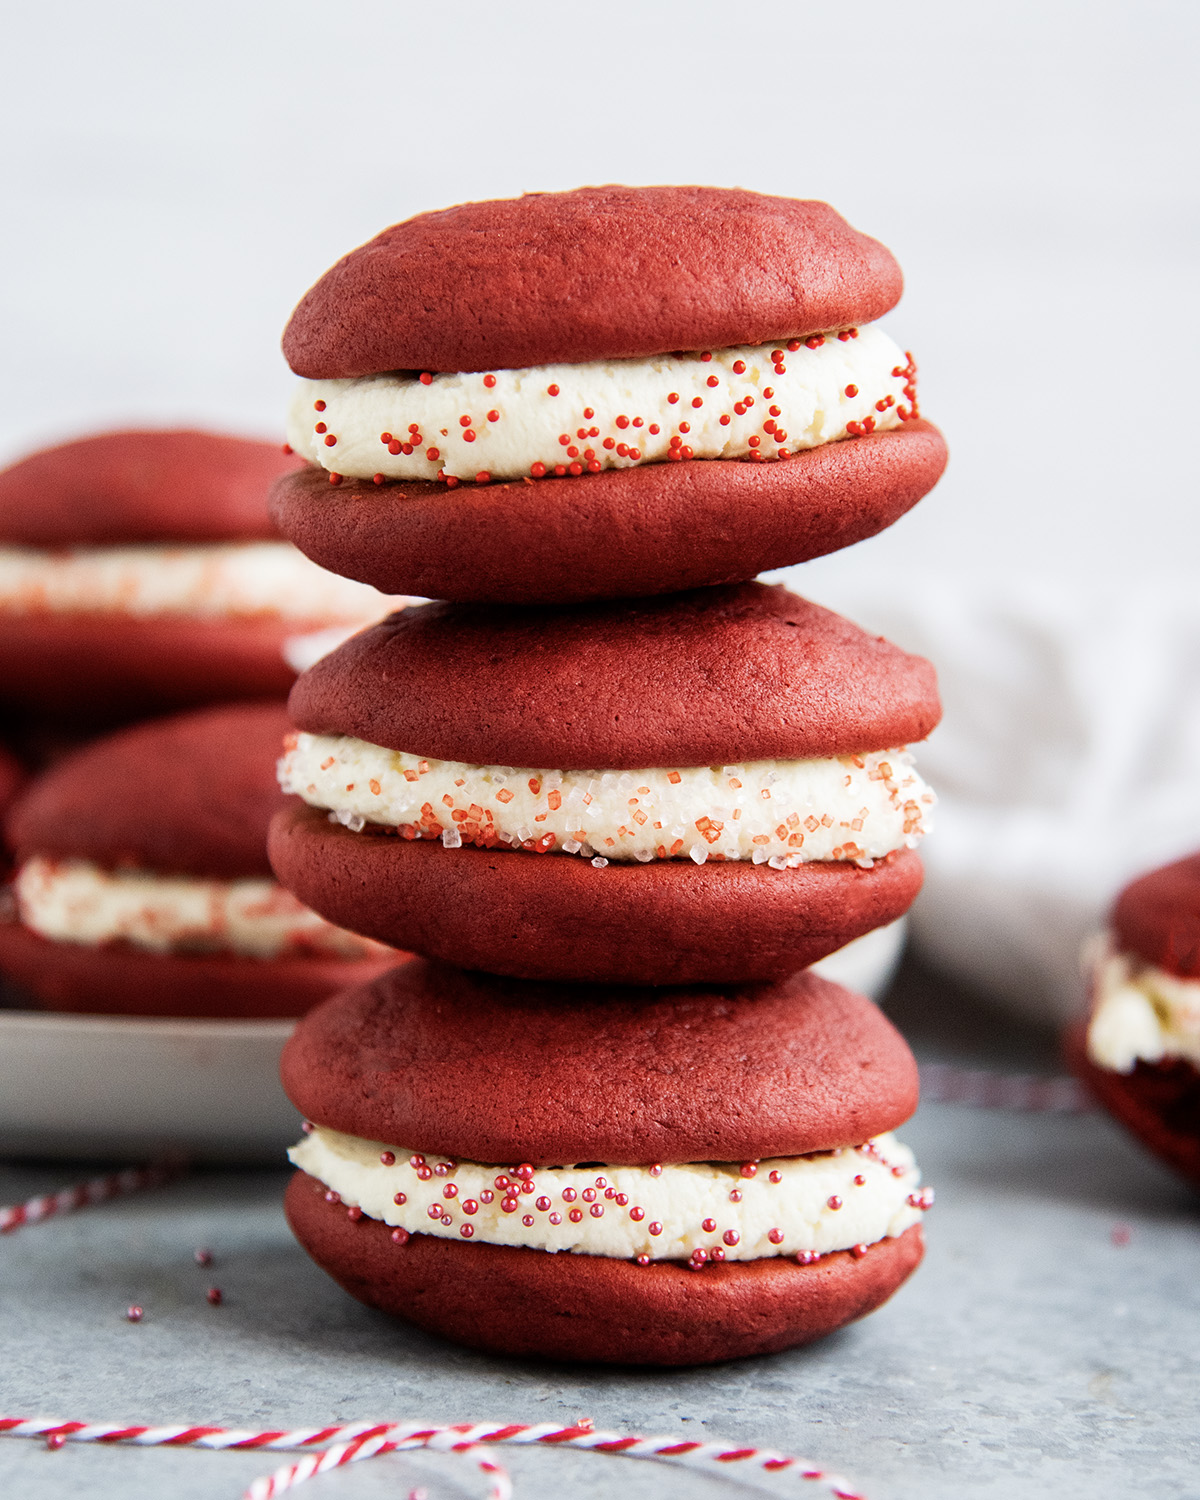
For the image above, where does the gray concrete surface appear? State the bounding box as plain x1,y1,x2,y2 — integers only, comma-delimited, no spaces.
1,965,1197,1500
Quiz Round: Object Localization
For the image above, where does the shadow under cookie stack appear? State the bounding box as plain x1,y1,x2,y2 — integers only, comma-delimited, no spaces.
268,186,948,1365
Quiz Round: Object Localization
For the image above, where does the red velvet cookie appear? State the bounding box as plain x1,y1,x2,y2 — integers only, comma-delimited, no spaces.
0,615,306,722
287,583,940,769
271,419,947,606
287,1175,924,1366
271,584,937,983
283,960,919,1164
9,701,299,878
1068,854,1200,1190
270,809,922,986
1,703,400,1017
282,960,926,1363
1113,855,1200,980
0,429,300,546
0,429,379,722
283,187,902,377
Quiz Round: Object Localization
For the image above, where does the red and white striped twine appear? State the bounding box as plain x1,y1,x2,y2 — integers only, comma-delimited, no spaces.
0,1417,867,1500
919,1063,1090,1113
0,1161,180,1235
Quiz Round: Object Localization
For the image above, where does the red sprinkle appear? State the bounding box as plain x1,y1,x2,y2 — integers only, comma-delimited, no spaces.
419,372,433,384
125,1306,143,1323
206,1287,222,1305
547,384,560,396
483,374,497,388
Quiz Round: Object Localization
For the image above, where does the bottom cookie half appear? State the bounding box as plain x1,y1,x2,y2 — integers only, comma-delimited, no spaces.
1066,1022,1200,1190
286,1169,924,1365
0,920,402,1019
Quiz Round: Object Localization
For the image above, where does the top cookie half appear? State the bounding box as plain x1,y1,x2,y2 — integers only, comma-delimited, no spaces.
275,186,946,604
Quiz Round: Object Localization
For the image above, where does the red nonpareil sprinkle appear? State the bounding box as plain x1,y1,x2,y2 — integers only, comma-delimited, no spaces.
805,334,825,349
444,475,459,488
691,397,703,408
787,339,801,352
125,1306,143,1323
487,409,500,422
483,373,496,387
719,414,731,426
767,1228,784,1245
281,443,292,454
740,1162,758,1178
314,422,327,434
313,399,326,411
531,461,546,477
702,1218,716,1232
463,430,476,442
732,359,746,374
419,372,433,384
678,421,690,434
391,1227,410,1245
380,1151,396,1166
851,1243,869,1258
667,392,679,404
723,1229,740,1246
393,1191,406,1205
206,1287,222,1305
547,384,560,396
649,1221,663,1236
827,1195,843,1211
193,1248,212,1266
323,434,337,447
459,414,472,427
328,473,342,485
346,1206,363,1222
373,473,385,484
700,351,712,361
648,422,660,435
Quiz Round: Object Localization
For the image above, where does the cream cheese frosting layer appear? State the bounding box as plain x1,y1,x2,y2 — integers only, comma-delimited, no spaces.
0,542,414,622
290,1126,928,1262
14,856,383,960
279,734,934,867
286,325,918,483
1087,938,1200,1073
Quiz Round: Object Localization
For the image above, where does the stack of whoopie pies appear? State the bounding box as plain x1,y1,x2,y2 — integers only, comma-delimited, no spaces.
269,186,946,1365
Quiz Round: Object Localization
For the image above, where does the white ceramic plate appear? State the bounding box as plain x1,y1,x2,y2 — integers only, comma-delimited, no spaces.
0,920,906,1164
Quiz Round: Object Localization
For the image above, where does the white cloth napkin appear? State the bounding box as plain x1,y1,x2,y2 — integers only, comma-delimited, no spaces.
777,569,1200,1025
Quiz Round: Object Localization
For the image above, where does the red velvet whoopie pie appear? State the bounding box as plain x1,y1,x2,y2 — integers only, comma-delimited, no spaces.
0,703,400,1018
283,959,929,1365
270,582,940,986
0,429,393,721
273,185,947,604
1069,853,1200,1189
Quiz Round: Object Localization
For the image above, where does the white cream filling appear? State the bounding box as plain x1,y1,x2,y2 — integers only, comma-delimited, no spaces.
286,325,918,483
290,1126,927,1262
279,734,934,867
14,856,384,961
0,542,414,622
1087,937,1200,1073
